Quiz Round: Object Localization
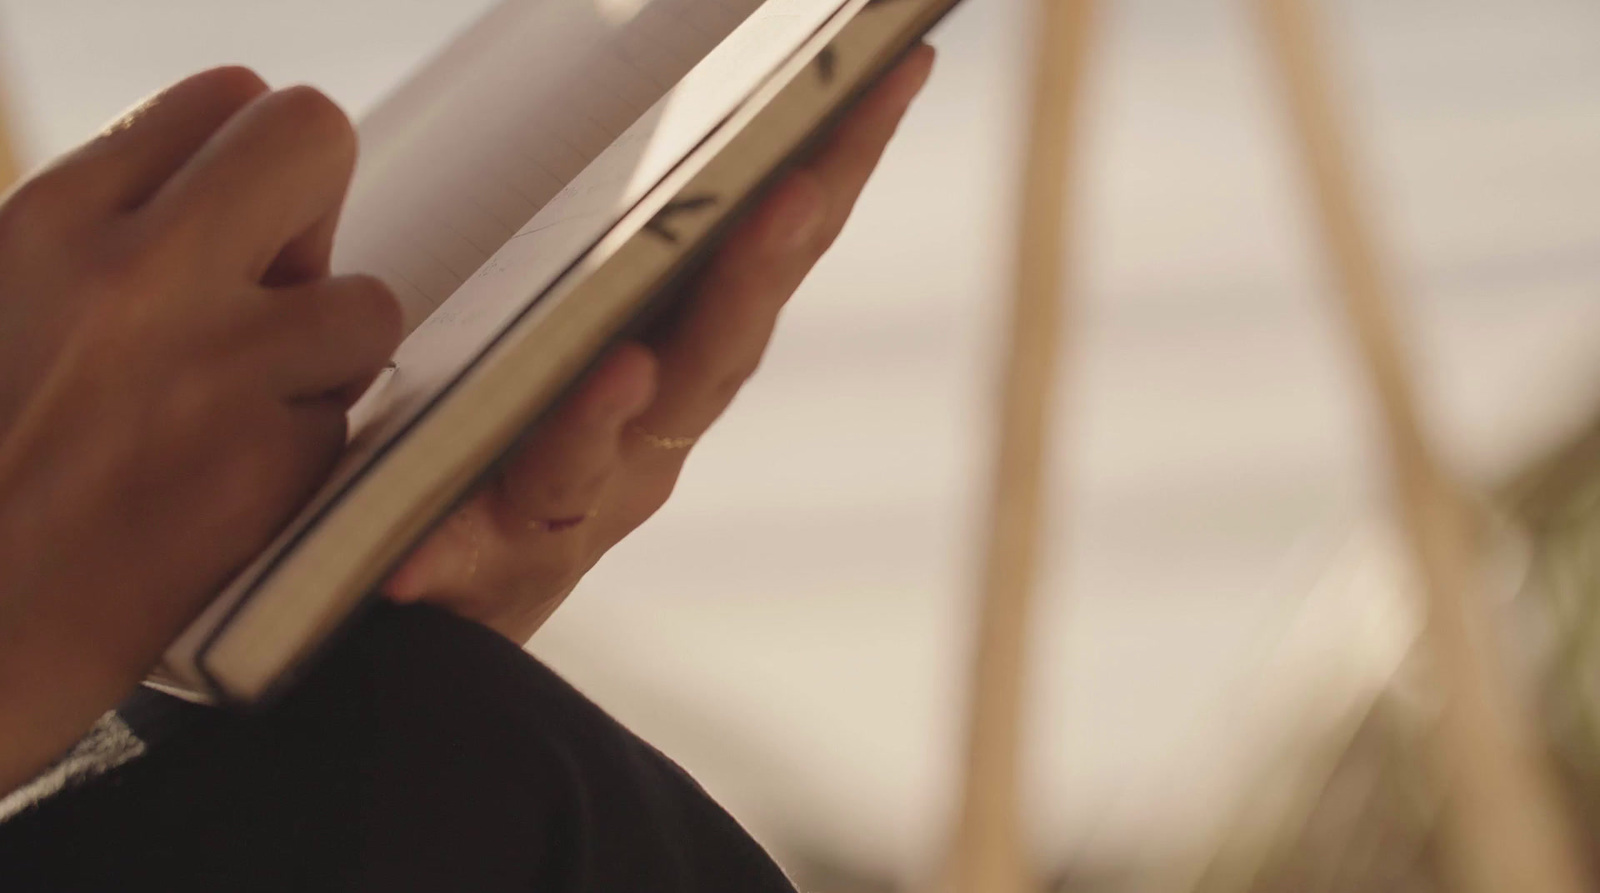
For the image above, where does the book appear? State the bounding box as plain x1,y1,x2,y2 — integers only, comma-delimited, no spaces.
146,0,962,704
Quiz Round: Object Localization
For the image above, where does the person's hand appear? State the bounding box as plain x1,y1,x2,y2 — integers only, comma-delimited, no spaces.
0,69,399,793
383,46,936,643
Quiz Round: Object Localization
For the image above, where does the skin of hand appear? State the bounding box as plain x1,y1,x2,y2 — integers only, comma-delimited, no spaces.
383,45,937,643
0,45,933,794
0,68,402,794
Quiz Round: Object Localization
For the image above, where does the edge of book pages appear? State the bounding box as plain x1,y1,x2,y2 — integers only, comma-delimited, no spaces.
147,0,959,705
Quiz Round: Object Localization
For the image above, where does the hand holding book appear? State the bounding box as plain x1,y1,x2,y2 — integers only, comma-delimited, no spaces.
0,35,934,790
0,68,402,795
0,0,961,725
382,47,935,644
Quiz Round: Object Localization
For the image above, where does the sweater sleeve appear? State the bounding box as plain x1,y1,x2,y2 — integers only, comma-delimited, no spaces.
0,601,797,893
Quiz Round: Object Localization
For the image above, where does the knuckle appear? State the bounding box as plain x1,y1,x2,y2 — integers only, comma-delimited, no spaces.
343,274,403,350
186,65,271,109
253,296,321,364
271,85,356,161
298,404,349,461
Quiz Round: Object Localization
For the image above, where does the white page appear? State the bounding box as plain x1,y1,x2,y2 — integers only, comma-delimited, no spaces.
332,0,764,328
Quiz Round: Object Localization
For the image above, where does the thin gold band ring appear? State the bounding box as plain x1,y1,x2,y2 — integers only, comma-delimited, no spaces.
631,426,699,450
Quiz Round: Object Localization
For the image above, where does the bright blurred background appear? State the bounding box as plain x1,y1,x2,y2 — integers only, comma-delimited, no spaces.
3,0,1598,888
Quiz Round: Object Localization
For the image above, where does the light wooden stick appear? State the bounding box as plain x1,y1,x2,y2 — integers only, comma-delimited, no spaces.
0,80,18,192
1254,1,1590,890
946,3,1094,892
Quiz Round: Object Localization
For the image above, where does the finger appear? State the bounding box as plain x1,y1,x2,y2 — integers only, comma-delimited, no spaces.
284,397,351,485
145,85,358,283
223,397,350,545
628,173,827,443
383,344,655,602
808,43,935,243
243,274,403,400
32,67,271,216
628,47,934,444
261,204,341,287
1,68,268,239
489,342,657,531
382,504,495,603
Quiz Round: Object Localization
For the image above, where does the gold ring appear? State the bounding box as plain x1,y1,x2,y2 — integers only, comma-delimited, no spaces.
631,425,698,450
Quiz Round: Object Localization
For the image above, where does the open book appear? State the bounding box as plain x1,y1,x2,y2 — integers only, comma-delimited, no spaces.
148,0,961,704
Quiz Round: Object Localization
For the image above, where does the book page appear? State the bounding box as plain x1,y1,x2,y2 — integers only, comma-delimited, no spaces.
342,0,849,446
332,0,764,328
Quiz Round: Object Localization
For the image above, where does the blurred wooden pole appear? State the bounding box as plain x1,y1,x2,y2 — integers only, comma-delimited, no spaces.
1254,1,1591,891
0,80,18,191
946,3,1094,893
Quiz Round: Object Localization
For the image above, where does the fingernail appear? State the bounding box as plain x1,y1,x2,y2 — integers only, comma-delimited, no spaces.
768,176,828,254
